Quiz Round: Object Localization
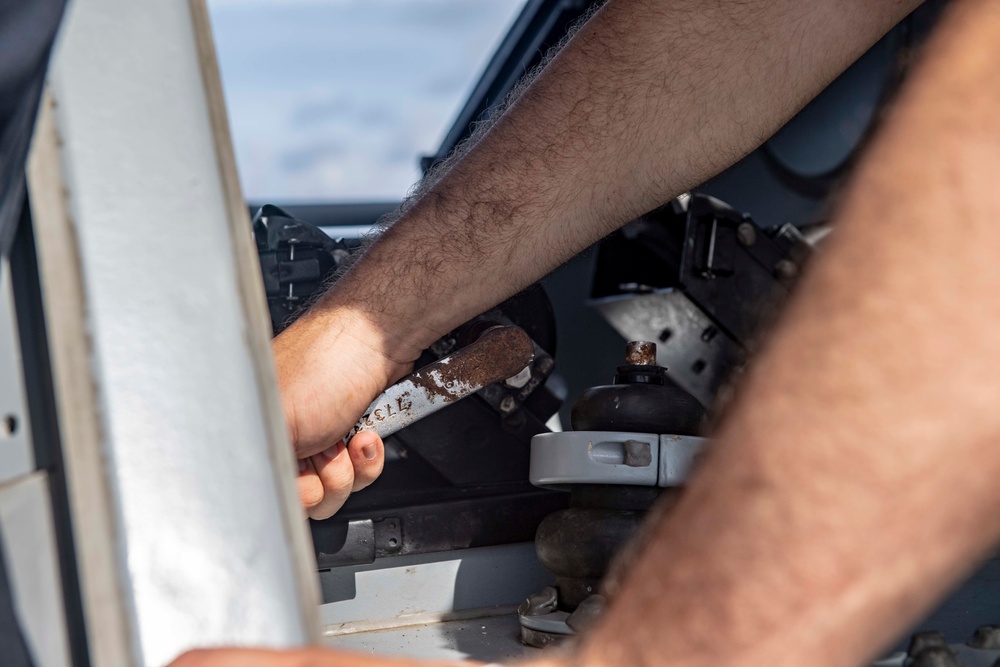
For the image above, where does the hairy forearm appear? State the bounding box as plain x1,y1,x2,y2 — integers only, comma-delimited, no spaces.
574,2,1000,666
314,0,921,357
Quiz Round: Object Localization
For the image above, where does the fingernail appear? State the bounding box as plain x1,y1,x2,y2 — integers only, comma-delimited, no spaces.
297,459,307,473
362,443,377,461
322,446,338,461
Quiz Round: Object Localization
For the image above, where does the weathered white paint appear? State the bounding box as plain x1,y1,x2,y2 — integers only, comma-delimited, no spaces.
28,1,319,664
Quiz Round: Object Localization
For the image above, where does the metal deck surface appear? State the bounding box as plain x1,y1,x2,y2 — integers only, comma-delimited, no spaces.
320,548,1000,663
324,610,541,662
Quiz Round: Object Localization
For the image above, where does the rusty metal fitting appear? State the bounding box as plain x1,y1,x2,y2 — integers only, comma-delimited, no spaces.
624,341,657,366
346,325,534,442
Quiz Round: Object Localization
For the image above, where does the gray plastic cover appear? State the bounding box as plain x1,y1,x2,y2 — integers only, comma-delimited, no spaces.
530,431,706,489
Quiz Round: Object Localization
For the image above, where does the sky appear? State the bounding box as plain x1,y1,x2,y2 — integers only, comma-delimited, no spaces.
207,0,527,203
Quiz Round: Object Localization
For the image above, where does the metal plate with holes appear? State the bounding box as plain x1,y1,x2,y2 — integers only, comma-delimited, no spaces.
593,290,743,407
0,259,33,485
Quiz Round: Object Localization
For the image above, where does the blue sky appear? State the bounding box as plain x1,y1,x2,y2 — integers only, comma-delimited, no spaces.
207,0,526,203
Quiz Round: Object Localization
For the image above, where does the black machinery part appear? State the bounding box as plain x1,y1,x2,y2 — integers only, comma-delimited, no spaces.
589,193,812,406
571,352,706,434
252,204,351,335
535,342,702,612
251,205,566,567
591,194,809,346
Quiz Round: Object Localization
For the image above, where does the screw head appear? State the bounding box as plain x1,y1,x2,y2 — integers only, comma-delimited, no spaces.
499,396,517,414
774,259,798,281
736,222,757,246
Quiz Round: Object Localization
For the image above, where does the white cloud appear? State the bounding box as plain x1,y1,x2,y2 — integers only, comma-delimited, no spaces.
208,0,527,202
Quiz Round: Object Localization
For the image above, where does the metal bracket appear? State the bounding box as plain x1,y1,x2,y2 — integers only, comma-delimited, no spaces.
530,431,706,488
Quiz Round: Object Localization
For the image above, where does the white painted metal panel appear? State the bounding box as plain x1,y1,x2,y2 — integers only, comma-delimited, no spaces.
28,1,320,664
320,543,552,629
0,472,71,667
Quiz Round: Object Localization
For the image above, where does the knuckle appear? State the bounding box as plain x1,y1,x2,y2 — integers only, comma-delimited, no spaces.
323,472,354,501
297,479,324,509
320,457,355,492
309,491,348,520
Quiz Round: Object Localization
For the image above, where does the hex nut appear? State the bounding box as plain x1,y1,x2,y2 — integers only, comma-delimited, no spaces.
518,586,559,617
970,625,1000,650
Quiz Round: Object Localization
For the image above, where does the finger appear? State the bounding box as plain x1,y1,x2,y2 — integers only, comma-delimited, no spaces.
308,441,355,520
346,431,385,492
296,458,325,512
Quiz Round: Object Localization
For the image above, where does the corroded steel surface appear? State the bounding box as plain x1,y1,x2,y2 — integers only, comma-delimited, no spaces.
346,326,533,441
624,341,657,366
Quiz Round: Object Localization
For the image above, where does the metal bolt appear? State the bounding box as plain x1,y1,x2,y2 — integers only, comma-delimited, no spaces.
969,625,1000,650
736,222,757,246
499,396,517,414
536,356,555,375
774,259,798,281
504,366,533,389
624,341,657,366
909,631,949,657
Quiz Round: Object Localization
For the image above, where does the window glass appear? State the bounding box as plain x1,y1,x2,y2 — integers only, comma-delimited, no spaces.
208,0,528,203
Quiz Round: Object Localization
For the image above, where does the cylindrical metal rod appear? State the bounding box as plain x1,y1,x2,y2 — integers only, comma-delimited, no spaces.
345,325,534,442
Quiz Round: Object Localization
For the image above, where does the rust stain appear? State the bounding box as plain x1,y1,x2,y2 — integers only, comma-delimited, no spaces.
408,326,533,402
624,340,656,366
347,326,534,440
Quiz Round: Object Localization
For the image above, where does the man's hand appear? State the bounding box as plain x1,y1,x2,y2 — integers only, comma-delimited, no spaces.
273,305,418,519
270,0,921,530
